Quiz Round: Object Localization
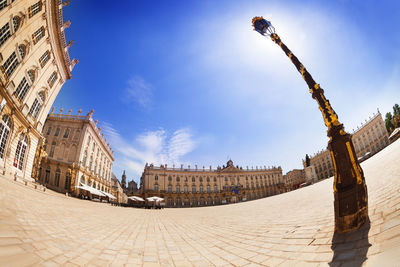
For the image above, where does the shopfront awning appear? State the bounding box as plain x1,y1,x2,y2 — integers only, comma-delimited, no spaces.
76,183,106,197
102,191,117,200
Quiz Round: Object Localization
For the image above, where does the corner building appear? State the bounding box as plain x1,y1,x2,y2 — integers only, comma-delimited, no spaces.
0,0,76,180
140,160,285,207
39,110,114,197
306,111,389,180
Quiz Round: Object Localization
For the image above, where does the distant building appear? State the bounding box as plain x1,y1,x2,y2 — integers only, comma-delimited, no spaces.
38,110,115,199
305,110,389,181
121,170,127,188
111,173,127,204
140,160,284,207
284,169,305,190
0,0,77,181
127,179,138,195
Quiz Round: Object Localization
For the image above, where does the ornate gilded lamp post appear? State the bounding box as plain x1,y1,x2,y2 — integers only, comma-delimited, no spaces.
252,17,368,232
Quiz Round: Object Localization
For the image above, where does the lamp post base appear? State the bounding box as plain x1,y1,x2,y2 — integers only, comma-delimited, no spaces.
334,183,368,233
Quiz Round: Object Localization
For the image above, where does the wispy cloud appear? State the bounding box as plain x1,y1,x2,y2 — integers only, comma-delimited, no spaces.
123,76,153,109
102,123,197,178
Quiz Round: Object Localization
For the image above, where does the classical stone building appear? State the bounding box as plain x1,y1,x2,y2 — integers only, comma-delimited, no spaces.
111,173,127,204
38,109,115,199
283,169,305,190
305,111,389,180
0,0,76,181
140,160,284,208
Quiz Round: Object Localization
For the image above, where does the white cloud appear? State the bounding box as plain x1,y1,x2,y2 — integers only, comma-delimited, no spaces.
124,76,153,109
102,123,196,178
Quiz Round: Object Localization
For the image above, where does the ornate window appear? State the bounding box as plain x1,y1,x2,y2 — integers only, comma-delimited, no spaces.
184,185,188,193
32,26,45,44
89,155,93,170
192,185,196,193
168,185,172,193
2,51,19,78
199,177,203,182
192,177,195,182
39,50,50,68
13,134,28,170
28,92,44,118
14,77,30,101
176,185,180,193
155,175,158,181
0,115,11,159
48,71,58,88
214,185,218,192
55,168,60,187
63,128,70,138
199,185,203,193
54,127,60,136
168,176,172,182
213,177,216,182
28,70,35,83
176,176,180,182
12,16,20,33
154,185,158,191
0,22,11,48
206,177,210,182
46,127,51,135
207,185,211,193
28,1,42,18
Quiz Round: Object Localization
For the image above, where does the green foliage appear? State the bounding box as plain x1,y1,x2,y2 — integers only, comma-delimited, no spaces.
393,104,400,116
385,112,394,133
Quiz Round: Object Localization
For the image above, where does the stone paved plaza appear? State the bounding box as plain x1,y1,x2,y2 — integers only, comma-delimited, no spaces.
1,140,400,266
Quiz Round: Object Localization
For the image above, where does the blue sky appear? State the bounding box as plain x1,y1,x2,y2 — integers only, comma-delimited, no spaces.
55,0,400,182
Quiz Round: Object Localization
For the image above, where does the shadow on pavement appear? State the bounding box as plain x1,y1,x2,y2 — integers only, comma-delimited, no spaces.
329,219,371,266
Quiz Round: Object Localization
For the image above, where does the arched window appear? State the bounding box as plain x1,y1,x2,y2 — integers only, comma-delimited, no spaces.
199,177,203,182
192,177,195,182
199,185,203,193
54,168,60,187
168,176,172,182
13,134,28,170
155,175,158,181
176,176,180,182
213,177,216,182
176,185,180,193
0,115,12,159
12,16,20,33
206,177,210,182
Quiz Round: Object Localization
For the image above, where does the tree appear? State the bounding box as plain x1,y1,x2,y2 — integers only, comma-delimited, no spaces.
385,112,394,133
393,104,400,116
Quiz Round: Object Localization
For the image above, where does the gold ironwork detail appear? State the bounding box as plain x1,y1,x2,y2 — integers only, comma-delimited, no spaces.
345,141,362,184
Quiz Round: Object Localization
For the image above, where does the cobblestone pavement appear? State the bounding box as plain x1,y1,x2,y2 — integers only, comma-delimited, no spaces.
1,140,400,266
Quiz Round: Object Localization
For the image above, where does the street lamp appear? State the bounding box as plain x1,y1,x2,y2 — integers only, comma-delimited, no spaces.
252,16,368,233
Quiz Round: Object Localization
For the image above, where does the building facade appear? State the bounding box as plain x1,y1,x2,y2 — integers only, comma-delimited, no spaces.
283,169,305,190
0,0,76,181
38,109,114,197
140,160,284,208
111,173,127,204
305,111,389,180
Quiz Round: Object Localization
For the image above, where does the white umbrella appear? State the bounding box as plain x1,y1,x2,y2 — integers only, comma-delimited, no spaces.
146,196,164,202
129,196,145,202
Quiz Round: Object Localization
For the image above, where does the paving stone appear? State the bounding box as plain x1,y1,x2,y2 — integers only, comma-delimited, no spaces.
0,139,400,266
